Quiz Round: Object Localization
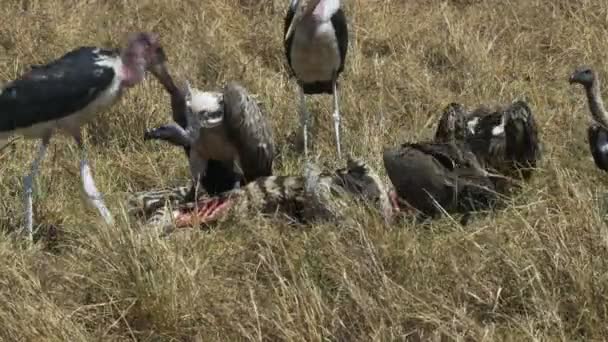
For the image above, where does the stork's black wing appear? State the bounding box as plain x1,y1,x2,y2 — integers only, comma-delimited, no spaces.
0,46,117,132
331,8,349,75
588,124,608,172
222,82,275,183
283,4,296,75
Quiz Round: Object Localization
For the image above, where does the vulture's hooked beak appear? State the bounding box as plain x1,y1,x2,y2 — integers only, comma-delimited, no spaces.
200,94,226,129
201,117,224,128
285,0,322,41
201,113,225,129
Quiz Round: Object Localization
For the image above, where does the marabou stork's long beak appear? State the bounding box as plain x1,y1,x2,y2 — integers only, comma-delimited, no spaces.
285,0,322,41
150,62,177,93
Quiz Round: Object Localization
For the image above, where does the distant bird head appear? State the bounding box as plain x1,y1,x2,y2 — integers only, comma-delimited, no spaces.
285,0,322,41
435,102,467,142
123,32,174,89
184,83,225,129
569,66,596,87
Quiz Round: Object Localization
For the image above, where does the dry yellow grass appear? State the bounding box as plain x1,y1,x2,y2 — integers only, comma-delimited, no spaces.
1,0,608,340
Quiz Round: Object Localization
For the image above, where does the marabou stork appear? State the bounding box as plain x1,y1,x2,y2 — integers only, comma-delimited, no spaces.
0,32,173,239
284,0,348,158
569,66,608,172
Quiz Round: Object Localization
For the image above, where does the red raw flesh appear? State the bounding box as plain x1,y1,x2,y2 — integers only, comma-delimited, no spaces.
389,190,401,212
388,190,417,215
174,197,233,228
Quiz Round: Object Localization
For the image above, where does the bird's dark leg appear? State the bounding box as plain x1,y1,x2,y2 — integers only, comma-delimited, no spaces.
23,134,51,241
180,146,199,203
228,160,242,189
331,71,342,159
188,150,208,202
74,132,114,226
297,82,310,158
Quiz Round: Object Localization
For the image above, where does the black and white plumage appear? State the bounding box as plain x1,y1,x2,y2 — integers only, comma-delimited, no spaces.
284,0,348,158
0,32,172,239
569,66,608,172
144,81,275,195
434,100,541,185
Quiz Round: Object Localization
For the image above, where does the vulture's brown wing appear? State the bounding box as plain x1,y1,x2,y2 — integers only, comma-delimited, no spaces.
504,100,541,178
222,82,275,183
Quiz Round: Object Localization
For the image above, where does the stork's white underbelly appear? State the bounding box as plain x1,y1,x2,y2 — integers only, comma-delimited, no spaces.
290,21,341,83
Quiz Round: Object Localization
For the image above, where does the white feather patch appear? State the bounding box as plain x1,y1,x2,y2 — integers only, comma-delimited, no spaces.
189,89,222,113
492,124,505,136
466,117,479,134
312,0,341,21
598,130,608,154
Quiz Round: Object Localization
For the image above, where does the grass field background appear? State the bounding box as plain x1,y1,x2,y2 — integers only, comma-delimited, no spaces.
1,0,608,340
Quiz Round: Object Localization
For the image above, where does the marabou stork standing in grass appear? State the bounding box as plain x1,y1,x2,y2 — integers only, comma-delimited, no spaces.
569,66,608,172
144,81,275,198
0,32,173,240
284,0,348,159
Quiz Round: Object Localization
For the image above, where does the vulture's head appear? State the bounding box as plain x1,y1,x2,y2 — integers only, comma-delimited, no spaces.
183,82,225,129
435,102,467,142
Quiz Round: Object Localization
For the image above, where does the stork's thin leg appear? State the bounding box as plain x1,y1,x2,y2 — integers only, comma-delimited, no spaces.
23,136,50,240
331,74,342,159
74,134,114,225
298,84,310,158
